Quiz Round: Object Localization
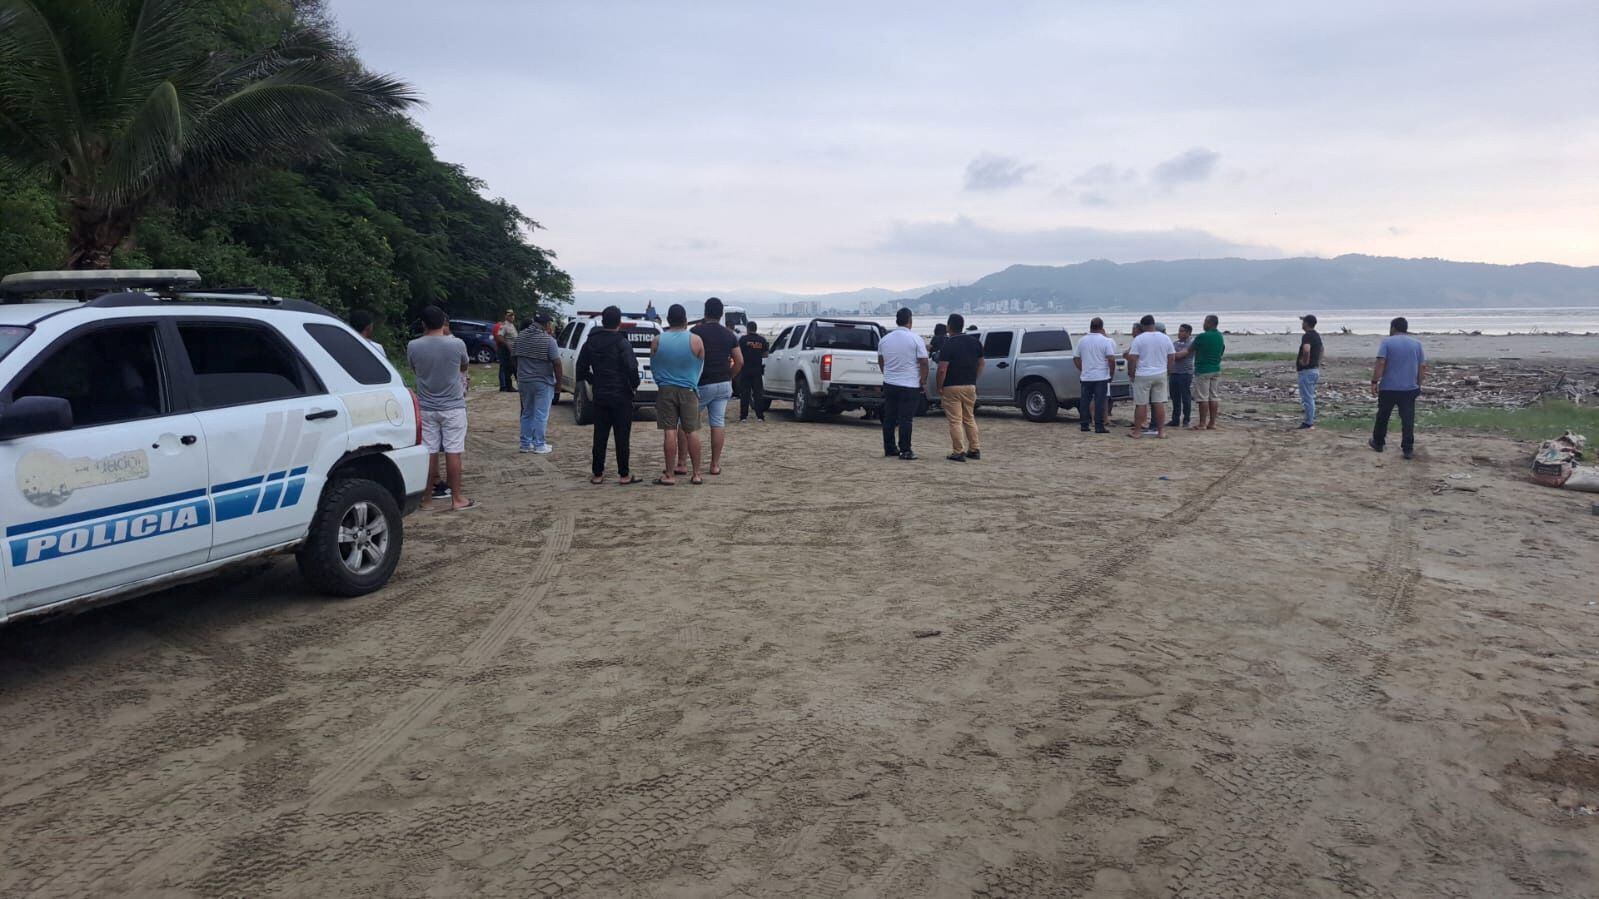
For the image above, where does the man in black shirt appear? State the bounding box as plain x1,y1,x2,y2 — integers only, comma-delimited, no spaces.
688,297,743,475
935,313,985,462
1297,314,1324,430
575,306,642,483
736,322,770,422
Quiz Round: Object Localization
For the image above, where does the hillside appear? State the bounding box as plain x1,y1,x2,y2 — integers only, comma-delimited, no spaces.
913,255,1599,312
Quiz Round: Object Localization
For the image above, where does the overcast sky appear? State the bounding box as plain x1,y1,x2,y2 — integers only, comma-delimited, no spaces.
335,0,1599,292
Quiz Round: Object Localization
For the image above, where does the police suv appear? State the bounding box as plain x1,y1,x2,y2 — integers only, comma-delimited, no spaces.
0,270,431,625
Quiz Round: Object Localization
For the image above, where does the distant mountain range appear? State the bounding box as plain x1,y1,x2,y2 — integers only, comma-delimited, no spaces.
575,254,1599,316
913,255,1599,312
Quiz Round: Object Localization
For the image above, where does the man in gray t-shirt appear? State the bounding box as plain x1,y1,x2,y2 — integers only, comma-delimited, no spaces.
407,305,474,510
1369,316,1427,460
1167,323,1196,427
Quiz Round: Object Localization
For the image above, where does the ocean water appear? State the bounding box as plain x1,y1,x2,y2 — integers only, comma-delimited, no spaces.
751,307,1599,337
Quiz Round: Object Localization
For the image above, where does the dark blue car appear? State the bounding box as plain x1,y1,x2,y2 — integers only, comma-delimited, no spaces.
411,317,500,363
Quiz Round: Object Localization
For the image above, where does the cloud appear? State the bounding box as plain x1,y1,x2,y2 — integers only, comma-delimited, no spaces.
1151,147,1221,188
964,153,1035,191
1071,163,1138,187
877,215,1283,265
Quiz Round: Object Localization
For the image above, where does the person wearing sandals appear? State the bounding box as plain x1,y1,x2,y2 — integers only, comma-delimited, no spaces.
649,304,706,485
576,306,642,484
408,305,475,511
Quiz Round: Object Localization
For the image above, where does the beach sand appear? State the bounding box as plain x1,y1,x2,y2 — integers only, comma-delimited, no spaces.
1,379,1596,896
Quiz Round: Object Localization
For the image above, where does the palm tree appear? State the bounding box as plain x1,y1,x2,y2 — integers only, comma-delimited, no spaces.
0,0,419,268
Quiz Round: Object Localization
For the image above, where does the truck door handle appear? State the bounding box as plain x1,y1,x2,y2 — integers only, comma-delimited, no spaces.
305,409,338,421
996,361,1010,369
180,434,198,445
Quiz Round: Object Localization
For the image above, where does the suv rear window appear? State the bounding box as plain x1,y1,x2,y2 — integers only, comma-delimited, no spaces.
179,323,315,409
1020,329,1070,353
804,323,879,351
304,323,391,385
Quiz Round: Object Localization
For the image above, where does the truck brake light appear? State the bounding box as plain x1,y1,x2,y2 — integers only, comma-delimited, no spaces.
410,389,422,444
821,354,833,381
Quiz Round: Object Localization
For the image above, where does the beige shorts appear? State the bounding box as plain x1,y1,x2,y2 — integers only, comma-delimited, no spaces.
420,407,467,454
1132,374,1169,405
655,385,701,432
1193,372,1222,401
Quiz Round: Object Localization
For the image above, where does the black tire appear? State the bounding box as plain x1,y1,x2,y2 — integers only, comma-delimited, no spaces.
916,393,931,417
296,478,404,597
573,383,595,426
473,346,496,364
792,377,817,422
1021,381,1059,422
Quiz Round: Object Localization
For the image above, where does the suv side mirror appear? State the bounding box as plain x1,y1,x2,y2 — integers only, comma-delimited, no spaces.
0,396,74,440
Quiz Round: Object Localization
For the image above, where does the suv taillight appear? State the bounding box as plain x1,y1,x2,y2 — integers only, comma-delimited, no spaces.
410,389,422,444
821,354,833,381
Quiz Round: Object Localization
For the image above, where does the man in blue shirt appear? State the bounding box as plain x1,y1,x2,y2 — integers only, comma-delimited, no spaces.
1369,316,1427,459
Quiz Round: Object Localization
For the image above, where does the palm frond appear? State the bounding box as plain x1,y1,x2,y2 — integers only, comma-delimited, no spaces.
0,0,84,165
114,0,201,106
98,78,185,206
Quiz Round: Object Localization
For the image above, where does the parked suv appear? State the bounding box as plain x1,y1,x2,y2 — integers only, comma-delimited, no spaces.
0,269,430,624
556,312,658,424
923,325,1132,421
408,317,498,363
762,318,898,421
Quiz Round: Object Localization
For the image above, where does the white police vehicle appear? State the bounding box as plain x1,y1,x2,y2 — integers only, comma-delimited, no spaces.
0,270,431,625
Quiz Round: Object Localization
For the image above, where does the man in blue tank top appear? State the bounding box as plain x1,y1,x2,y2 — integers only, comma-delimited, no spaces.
649,304,706,484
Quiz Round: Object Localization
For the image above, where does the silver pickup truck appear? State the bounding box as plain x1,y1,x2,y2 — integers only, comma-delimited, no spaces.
923,325,1132,422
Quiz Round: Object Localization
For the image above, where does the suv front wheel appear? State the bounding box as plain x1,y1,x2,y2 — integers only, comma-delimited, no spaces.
297,478,404,597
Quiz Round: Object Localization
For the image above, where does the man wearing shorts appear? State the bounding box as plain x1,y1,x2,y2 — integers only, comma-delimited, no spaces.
408,305,474,510
687,297,743,476
650,304,706,485
1125,313,1175,439
1190,314,1225,430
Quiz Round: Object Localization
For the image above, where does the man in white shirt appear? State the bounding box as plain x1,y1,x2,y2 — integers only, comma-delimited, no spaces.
1073,317,1117,434
1125,313,1176,439
877,307,930,460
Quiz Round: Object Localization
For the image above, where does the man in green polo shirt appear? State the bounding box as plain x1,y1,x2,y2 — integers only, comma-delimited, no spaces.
1189,314,1225,430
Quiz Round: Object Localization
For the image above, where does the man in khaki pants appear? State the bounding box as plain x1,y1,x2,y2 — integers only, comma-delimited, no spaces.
935,313,985,462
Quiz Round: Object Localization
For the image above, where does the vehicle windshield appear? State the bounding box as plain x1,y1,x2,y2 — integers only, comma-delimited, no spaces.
724,310,747,329
0,325,29,362
807,323,879,351
620,324,660,355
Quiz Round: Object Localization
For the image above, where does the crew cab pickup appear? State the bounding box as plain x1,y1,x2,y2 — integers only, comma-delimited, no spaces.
556,312,658,424
761,318,892,421
924,325,1132,422
0,269,430,625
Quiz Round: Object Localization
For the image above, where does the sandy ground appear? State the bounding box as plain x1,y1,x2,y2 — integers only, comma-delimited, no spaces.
2,384,1597,898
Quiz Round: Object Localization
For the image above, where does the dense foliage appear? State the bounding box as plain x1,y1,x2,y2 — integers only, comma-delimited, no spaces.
0,0,569,342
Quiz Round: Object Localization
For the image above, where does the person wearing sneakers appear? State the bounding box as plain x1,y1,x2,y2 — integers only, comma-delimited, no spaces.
877,307,930,460
513,312,562,455
408,305,475,511
935,313,984,462
1074,317,1117,433
1296,314,1324,429
650,304,706,485
1125,314,1175,439
1369,316,1426,459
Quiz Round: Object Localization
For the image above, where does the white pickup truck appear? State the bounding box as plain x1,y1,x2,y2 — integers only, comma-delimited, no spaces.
760,318,898,421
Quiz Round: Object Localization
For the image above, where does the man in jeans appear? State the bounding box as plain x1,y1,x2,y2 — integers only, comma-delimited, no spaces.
407,305,474,511
493,309,519,392
576,306,641,484
687,297,743,476
935,313,984,462
1125,313,1175,439
1369,316,1427,459
877,307,930,460
1074,317,1117,433
1167,323,1195,428
1296,314,1324,430
736,321,770,422
513,312,562,454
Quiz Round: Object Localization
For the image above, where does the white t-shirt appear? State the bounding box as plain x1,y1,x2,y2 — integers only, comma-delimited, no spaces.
1129,330,1175,378
1076,332,1118,381
878,327,929,388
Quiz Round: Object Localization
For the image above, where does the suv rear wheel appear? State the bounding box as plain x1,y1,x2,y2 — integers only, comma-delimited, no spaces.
572,383,596,425
297,478,404,597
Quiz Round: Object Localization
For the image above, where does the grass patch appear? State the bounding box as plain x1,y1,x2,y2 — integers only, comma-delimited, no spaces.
1225,352,1299,363
1322,400,1599,441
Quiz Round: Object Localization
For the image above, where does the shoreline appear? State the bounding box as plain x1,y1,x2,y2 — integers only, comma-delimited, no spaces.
1125,332,1599,362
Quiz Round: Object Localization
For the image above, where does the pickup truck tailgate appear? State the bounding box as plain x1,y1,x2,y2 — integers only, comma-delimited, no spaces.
821,350,883,386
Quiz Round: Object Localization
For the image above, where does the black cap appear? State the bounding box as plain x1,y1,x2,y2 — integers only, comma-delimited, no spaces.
1300,314,1317,327
534,312,552,324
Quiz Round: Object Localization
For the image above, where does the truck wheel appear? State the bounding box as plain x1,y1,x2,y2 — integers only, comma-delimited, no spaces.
793,377,817,421
573,384,595,426
296,478,404,597
1021,381,1058,422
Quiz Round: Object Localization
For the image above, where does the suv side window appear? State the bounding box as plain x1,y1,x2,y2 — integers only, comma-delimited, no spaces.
303,323,392,385
11,323,166,429
772,327,793,351
178,323,315,409
982,331,1014,359
558,322,575,346
569,323,587,348
1020,329,1070,354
